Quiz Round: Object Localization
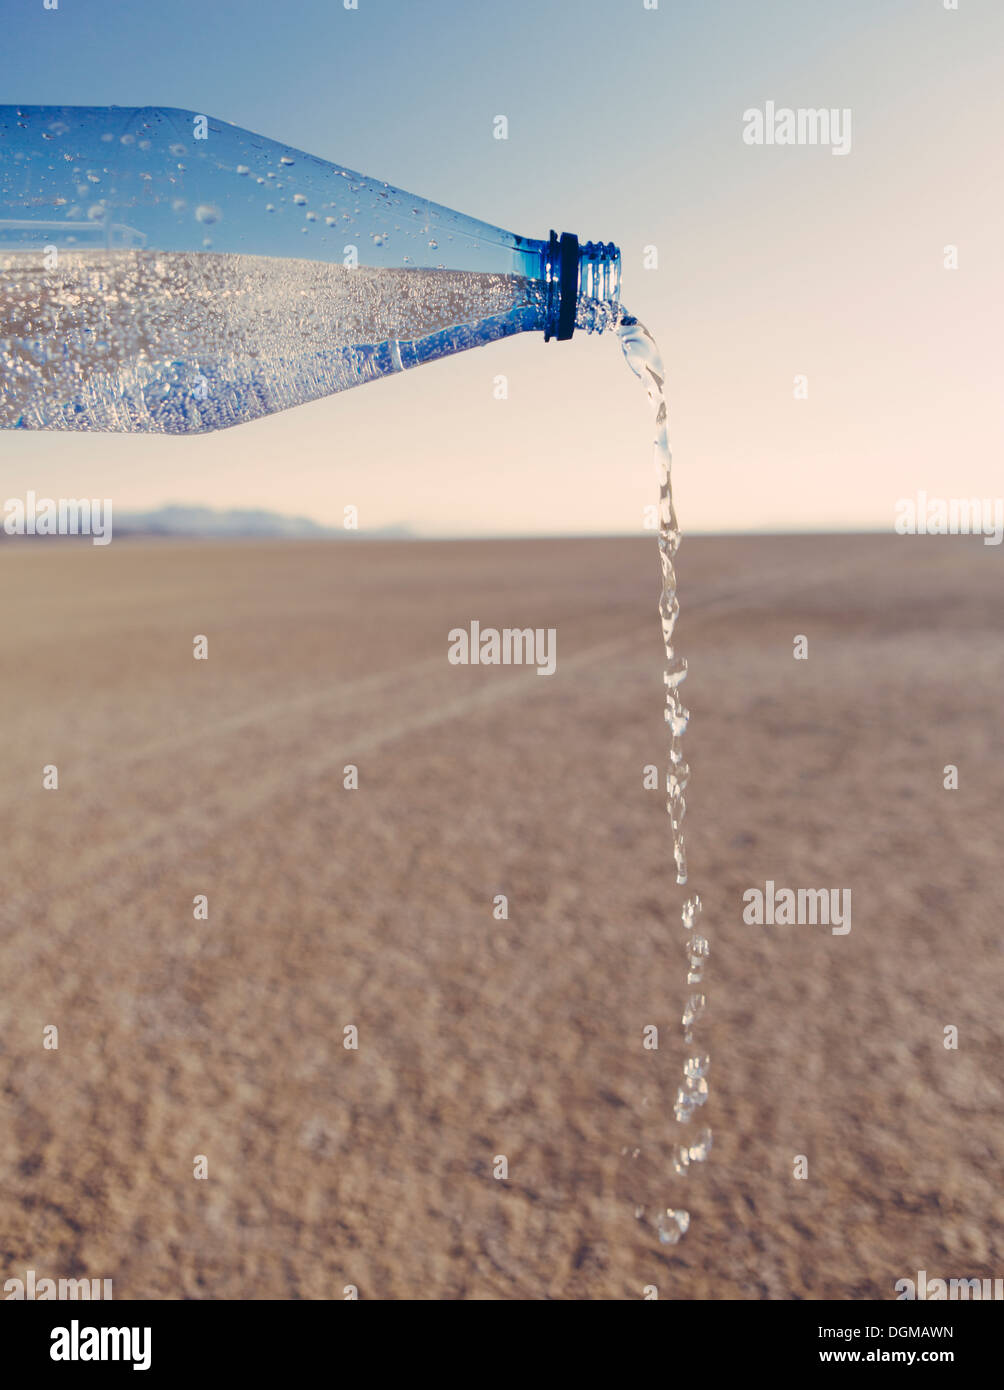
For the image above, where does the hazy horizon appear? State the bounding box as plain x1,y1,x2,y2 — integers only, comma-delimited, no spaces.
0,492,940,543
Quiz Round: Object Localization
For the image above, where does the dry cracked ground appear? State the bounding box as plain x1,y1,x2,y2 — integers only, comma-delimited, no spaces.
1,533,1002,1298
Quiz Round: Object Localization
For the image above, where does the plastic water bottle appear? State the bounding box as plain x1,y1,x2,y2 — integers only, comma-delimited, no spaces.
0,106,621,433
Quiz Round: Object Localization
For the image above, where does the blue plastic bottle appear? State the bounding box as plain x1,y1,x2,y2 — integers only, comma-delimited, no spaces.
0,106,621,432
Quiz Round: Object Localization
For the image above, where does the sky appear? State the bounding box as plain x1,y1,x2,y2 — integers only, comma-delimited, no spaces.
1,0,1002,537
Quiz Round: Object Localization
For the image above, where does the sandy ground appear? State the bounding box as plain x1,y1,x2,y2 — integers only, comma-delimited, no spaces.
1,532,1001,1300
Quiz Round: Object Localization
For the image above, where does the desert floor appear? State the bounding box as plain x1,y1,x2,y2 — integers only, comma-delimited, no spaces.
1,533,1001,1299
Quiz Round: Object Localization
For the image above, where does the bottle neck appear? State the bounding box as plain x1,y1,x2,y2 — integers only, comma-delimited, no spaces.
543,232,621,342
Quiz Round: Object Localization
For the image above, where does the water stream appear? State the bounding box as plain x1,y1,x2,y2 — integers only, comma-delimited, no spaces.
618,314,711,1245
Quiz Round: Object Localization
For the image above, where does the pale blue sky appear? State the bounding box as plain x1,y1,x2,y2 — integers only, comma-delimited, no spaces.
2,0,1002,536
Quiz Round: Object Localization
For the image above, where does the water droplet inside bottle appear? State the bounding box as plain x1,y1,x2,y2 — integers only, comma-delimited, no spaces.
195,204,221,225
280,155,294,165
235,164,250,176
293,194,307,205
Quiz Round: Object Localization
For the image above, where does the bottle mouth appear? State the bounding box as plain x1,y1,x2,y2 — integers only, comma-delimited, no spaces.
544,231,621,342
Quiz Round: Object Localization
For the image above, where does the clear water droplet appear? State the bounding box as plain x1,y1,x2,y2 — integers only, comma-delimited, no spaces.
667,706,689,737
682,993,706,1028
656,1208,690,1245
682,1074,709,1107
688,1128,713,1163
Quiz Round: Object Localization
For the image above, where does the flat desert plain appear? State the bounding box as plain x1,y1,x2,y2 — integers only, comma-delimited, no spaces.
1,533,1001,1299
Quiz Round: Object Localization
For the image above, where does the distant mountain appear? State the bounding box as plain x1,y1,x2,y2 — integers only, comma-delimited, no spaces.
113,505,412,539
